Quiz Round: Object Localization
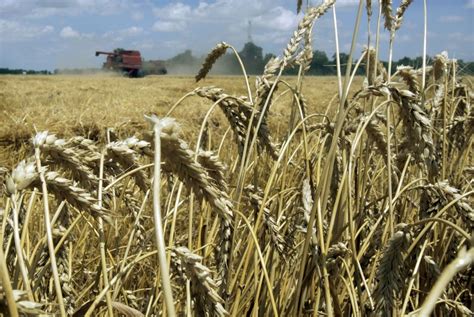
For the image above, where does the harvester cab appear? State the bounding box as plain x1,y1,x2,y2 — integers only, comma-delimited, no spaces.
95,49,167,77
95,49,143,77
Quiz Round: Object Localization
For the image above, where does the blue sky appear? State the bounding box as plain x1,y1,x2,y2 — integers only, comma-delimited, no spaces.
0,0,473,70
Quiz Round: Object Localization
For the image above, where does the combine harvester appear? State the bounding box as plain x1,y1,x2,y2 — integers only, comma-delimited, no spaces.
95,48,167,77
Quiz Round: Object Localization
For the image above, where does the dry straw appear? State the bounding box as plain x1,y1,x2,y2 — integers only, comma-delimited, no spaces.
171,246,228,316
195,86,278,159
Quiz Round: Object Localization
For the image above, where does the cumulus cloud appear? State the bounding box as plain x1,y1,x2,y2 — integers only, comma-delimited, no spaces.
153,2,192,20
151,2,195,32
0,19,54,41
2,0,473,69
151,0,300,45
253,7,299,31
0,0,130,18
121,26,143,36
152,0,279,23
152,20,186,32
100,26,144,44
60,26,80,38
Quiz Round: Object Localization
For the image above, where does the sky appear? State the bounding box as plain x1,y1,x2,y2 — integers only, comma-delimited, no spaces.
0,0,473,70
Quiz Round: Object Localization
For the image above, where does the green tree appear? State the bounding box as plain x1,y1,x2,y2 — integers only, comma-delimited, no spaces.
396,56,413,66
168,50,196,65
263,53,276,66
311,50,330,75
239,42,264,74
331,52,350,74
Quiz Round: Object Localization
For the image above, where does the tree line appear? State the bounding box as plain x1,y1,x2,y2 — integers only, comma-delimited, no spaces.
2,42,473,76
0,68,51,75
166,42,474,76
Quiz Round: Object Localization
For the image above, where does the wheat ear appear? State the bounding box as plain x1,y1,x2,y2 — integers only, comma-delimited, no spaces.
373,225,412,316
171,246,228,316
38,133,97,189
196,42,229,82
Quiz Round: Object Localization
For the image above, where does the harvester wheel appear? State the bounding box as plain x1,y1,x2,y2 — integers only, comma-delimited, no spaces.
137,70,145,78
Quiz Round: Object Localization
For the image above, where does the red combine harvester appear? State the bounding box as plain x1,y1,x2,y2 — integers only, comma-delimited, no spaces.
95,49,167,77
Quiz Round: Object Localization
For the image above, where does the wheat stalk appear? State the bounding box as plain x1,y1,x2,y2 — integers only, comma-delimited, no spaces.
394,0,414,31
106,138,149,192
427,181,474,224
195,86,278,159
171,246,228,316
38,133,98,189
0,287,45,315
433,51,449,83
246,185,293,260
390,87,438,180
32,131,67,317
196,42,230,82
35,171,107,220
381,0,394,31
397,65,420,94
283,0,335,65
418,247,474,317
373,224,412,316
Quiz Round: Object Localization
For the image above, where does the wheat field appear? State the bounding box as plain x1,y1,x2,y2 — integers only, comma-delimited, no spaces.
0,1,473,316
0,75,347,168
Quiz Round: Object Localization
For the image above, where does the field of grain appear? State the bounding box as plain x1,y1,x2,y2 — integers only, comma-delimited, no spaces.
1,1,473,316
0,75,345,168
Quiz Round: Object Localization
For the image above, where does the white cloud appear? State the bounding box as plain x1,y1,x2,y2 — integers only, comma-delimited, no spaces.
152,20,186,32
121,26,143,36
151,1,300,43
44,25,55,32
152,3,194,32
439,15,464,23
100,27,143,44
0,0,131,18
131,11,144,21
153,2,192,20
254,7,299,31
60,26,80,38
0,19,54,41
153,0,279,23
254,32,290,45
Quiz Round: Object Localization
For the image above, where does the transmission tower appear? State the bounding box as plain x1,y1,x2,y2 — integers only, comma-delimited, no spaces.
247,20,253,43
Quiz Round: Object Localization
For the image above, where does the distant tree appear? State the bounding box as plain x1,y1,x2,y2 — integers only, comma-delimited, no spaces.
412,56,426,69
331,52,350,74
161,46,473,76
396,56,413,66
239,42,264,74
263,53,276,66
0,68,52,75
311,50,330,75
168,49,196,65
